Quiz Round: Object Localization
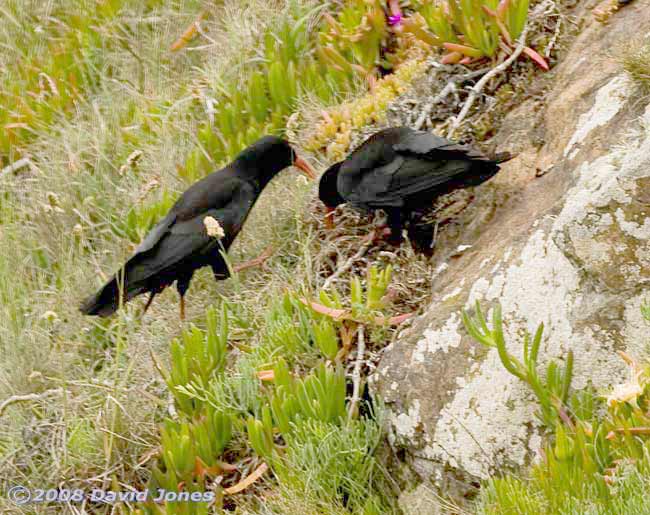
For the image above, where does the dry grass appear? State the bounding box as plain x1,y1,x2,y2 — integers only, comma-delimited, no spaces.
622,37,650,93
0,0,322,508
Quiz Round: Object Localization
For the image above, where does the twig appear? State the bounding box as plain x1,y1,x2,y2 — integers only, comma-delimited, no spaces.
224,462,269,495
545,13,562,59
0,157,34,179
414,80,459,130
447,26,529,138
415,68,486,131
322,232,374,291
170,10,208,51
414,102,434,130
167,392,178,420
233,244,274,273
0,388,65,417
348,325,366,421
413,68,489,131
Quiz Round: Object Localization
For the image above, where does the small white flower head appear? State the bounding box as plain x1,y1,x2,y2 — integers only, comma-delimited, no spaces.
606,353,646,408
607,379,643,408
41,310,58,323
203,216,225,239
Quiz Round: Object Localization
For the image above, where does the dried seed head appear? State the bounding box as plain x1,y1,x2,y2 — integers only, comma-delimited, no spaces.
204,216,225,238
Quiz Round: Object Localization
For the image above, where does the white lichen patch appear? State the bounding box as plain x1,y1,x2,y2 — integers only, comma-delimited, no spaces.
412,314,462,364
391,400,421,441
635,246,650,268
441,286,463,302
564,75,630,158
429,228,626,478
622,293,650,360
553,157,621,232
566,225,612,264
615,208,650,240
424,353,537,479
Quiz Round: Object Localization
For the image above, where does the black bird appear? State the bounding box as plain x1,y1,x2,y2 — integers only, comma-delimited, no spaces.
80,136,315,320
318,127,511,246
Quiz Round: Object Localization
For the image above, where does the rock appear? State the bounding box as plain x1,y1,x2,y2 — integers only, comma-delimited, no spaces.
372,0,650,501
398,483,443,515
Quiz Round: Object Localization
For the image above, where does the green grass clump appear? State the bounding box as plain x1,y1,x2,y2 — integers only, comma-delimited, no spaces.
467,302,650,515
0,0,171,164
271,417,386,514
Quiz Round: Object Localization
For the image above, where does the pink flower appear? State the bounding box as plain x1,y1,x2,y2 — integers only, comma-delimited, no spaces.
387,0,402,26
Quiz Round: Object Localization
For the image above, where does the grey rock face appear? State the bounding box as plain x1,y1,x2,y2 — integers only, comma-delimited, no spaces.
372,1,650,499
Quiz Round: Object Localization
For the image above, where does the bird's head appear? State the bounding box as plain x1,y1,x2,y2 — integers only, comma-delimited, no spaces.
318,162,345,229
236,135,315,183
318,162,345,208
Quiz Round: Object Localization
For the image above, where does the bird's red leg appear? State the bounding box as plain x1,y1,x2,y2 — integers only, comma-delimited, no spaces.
179,295,186,322
233,245,274,273
142,292,156,316
360,224,392,245
324,207,335,230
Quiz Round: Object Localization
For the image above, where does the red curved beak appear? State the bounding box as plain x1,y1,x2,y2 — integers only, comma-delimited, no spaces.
293,155,316,180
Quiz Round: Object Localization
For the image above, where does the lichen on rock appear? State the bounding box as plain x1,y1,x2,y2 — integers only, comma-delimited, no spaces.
372,3,650,501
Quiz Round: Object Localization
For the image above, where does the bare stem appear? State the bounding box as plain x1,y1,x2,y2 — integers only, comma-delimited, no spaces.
447,26,529,138
348,325,366,421
323,232,374,291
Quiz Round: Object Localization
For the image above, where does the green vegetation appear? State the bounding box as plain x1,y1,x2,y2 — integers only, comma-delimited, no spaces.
0,0,570,514
140,267,400,514
407,0,533,61
466,303,650,515
463,302,573,429
0,0,159,163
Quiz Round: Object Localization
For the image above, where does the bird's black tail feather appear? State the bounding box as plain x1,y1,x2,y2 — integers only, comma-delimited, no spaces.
79,277,121,317
79,272,146,317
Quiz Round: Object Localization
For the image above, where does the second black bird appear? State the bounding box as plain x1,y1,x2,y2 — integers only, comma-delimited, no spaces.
319,127,511,248
80,136,315,320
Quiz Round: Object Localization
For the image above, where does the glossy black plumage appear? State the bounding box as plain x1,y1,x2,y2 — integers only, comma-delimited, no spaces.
80,136,314,319
319,127,511,245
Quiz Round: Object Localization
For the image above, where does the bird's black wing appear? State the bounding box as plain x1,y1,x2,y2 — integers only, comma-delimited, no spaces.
393,130,490,162
81,174,258,317
349,131,489,208
134,211,176,254
341,156,404,208
126,178,257,282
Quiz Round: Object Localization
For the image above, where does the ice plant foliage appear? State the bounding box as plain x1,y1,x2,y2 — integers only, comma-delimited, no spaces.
319,0,389,77
468,302,650,513
463,302,573,428
142,267,402,512
405,0,548,68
